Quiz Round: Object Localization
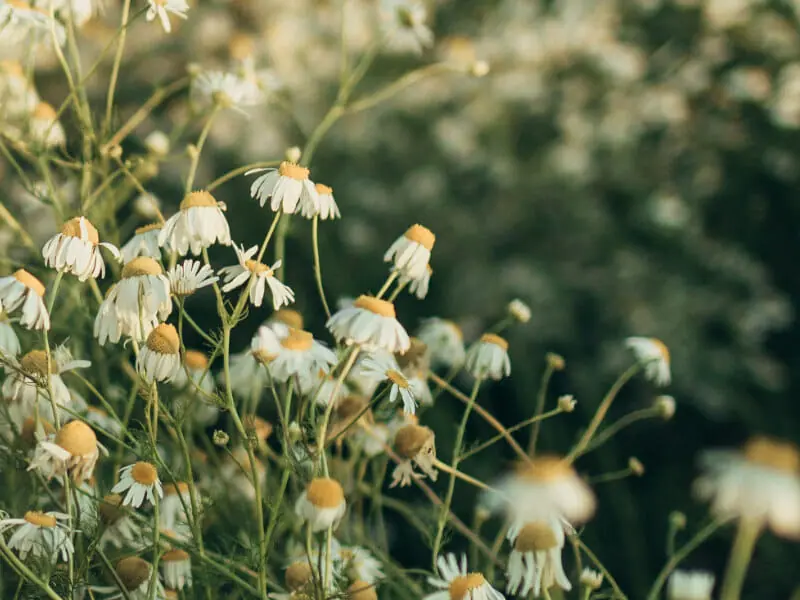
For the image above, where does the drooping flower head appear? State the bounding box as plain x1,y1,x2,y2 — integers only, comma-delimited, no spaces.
112,462,163,508
0,510,73,564
465,334,511,381
327,295,410,354
0,269,50,330
247,161,319,215
424,553,504,600
295,477,347,532
391,423,437,487
269,327,337,383
308,183,341,220
506,519,570,597
417,318,466,368
121,223,163,263
625,337,671,386
115,556,166,599
159,190,232,256
28,419,99,483
384,224,436,280
137,323,182,383
42,217,121,281
220,245,294,309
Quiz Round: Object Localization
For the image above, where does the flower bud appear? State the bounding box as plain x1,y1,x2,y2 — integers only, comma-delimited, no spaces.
557,394,576,413
628,457,645,477
507,299,531,323
285,146,302,163
669,511,687,530
471,60,490,78
212,430,229,447
654,395,676,420
145,131,170,156
546,352,565,371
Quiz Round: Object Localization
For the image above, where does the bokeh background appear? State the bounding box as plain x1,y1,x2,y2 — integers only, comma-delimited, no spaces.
3,0,800,597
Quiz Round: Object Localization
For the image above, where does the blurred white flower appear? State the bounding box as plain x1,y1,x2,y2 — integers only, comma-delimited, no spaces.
146,0,189,34
380,0,434,55
42,217,120,281
667,570,715,600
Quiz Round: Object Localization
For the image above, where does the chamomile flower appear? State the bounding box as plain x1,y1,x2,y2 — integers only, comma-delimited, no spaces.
0,269,50,330
625,337,671,386
402,263,432,299
347,581,378,600
327,295,410,354
146,0,188,34
580,568,603,590
28,420,99,483
424,553,504,600
268,308,304,337
42,216,121,281
167,259,218,297
161,547,192,590
220,245,294,309
113,556,166,600
94,257,172,344
340,545,384,585
506,519,571,597
191,70,260,112
269,327,337,383
507,299,531,324
307,183,341,220
0,316,20,357
120,223,163,263
112,462,163,508
391,423,438,487
137,323,182,383
694,436,800,538
494,455,596,525
384,224,436,280
158,190,232,256
29,101,65,148
667,570,715,600
0,510,72,564
160,482,194,531
465,334,511,381
358,352,417,415
417,318,466,368
295,477,347,532
277,561,315,597
247,161,319,215
173,349,215,397
380,0,434,55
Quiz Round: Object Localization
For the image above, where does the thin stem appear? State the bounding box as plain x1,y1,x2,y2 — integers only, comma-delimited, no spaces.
433,459,494,492
573,536,627,600
185,108,220,193
375,271,399,299
581,407,661,455
0,539,63,600
432,379,481,565
720,521,760,600
104,0,132,137
148,494,160,600
460,407,564,460
207,161,280,192
311,216,332,320
528,361,555,456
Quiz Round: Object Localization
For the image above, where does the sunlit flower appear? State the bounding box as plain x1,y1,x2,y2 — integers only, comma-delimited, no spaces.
358,352,416,414
220,245,294,309
0,316,20,357
327,295,410,353
380,0,434,55
667,570,715,600
306,183,341,220
384,224,435,280
339,545,384,585
191,70,261,112
137,323,182,383
95,257,172,344
295,477,347,532
159,191,232,256
507,299,531,323
112,462,163,508
401,264,432,299
247,161,319,215
625,337,671,386
465,333,511,380
269,327,337,383
417,318,465,368
120,223,163,263
506,519,570,597
391,423,437,487
167,259,218,297
0,510,72,564
161,547,192,590
30,101,65,148
146,0,188,34
42,217,121,281
424,553,504,600
28,420,99,483
0,269,50,330
695,436,800,538
113,556,166,600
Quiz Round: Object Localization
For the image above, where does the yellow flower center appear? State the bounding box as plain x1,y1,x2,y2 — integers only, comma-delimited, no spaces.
650,338,670,363
161,548,190,563
285,561,313,591
163,482,190,496
245,259,273,275
315,183,333,195
273,308,304,330
404,224,436,251
116,556,151,591
517,455,575,482
336,395,369,420
135,223,162,235
55,420,97,456
13,269,46,297
122,256,162,278
24,511,56,528
394,424,434,459
354,295,396,318
60,217,100,244
514,521,558,552
146,323,180,355
33,102,57,121
0,60,24,77
98,494,125,524
20,349,56,376
480,333,508,351
744,437,800,473
278,161,310,181
347,580,378,600
184,350,208,370
449,573,486,600
131,461,159,486
386,369,409,389
228,32,255,60
180,190,218,210
305,477,344,509
281,328,313,351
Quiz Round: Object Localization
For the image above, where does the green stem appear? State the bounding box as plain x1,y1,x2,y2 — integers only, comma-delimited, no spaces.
460,406,563,460
316,349,360,474
0,539,63,600
582,407,661,455
185,108,220,193
573,536,627,600
528,361,555,456
311,216,332,320
104,0,132,137
720,521,760,600
148,494,160,600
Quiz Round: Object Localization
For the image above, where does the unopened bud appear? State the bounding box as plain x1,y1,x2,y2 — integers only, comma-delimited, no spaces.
133,193,162,220
669,511,687,530
507,299,531,323
212,430,229,447
475,505,491,522
628,457,645,476
580,568,603,590
288,421,302,444
144,131,170,156
104,144,122,160
471,60,490,78
186,144,199,160
285,146,302,163
557,394,576,413
187,62,202,77
654,395,676,420
546,352,565,371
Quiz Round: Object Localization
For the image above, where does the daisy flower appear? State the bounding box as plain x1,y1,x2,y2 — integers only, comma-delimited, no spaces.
417,318,466,368
158,190,232,256
625,336,671,386
0,510,72,564
380,0,434,55
694,436,800,538
277,561,315,597
112,462,163,508
384,224,436,280
465,334,511,381
220,245,294,309
358,352,416,415
29,101,65,148
0,316,20,357
167,259,218,297
191,70,261,112
667,570,715,600
113,556,166,600
269,327,337,383
295,477,346,532
173,349,215,397
146,0,188,34
161,547,192,590
327,295,410,354
391,423,438,487
120,223,163,263
306,183,341,220
137,323,182,383
347,581,378,600
401,263,432,299
97,493,143,550
0,269,50,330
425,553,504,600
268,308,304,336
506,518,571,597
340,545,384,585
94,257,172,344
42,216,121,281
507,299,531,324
580,568,603,591
247,161,320,215
28,420,99,483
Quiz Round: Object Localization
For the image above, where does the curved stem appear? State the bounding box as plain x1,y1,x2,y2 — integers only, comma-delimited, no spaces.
311,216,332,320
104,0,132,137
528,361,555,456
185,108,220,194
720,521,760,600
